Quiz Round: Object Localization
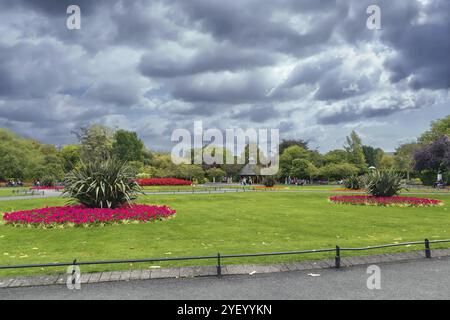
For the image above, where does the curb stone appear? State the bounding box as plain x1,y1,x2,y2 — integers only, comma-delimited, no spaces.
1,249,449,288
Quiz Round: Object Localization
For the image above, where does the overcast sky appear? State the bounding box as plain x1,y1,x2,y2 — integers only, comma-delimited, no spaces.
0,0,448,152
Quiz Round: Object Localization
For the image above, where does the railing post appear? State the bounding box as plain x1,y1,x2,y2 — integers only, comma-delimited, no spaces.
216,253,222,278
71,259,77,285
425,239,431,258
335,246,341,268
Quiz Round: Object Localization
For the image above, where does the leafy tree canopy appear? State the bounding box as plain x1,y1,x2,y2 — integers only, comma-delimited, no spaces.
419,115,450,144
112,129,146,162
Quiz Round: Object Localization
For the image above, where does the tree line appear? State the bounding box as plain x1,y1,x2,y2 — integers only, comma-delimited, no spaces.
0,115,448,185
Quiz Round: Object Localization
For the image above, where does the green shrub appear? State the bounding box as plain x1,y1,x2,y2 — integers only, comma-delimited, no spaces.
343,175,362,190
263,176,276,187
419,170,437,186
363,170,403,197
63,158,142,208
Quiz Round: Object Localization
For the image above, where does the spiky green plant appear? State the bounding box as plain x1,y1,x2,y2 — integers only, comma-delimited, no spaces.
363,169,403,197
343,175,363,190
63,158,142,208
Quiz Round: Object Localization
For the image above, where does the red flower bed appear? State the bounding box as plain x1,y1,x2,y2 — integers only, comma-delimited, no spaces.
136,178,192,186
30,186,64,191
3,204,176,228
329,195,442,207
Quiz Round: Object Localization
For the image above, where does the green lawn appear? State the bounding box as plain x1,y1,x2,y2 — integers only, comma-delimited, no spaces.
141,185,240,192
0,192,449,277
0,188,30,197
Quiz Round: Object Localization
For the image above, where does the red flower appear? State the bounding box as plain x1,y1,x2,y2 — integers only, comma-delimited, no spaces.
30,186,64,191
136,178,192,186
3,204,176,227
329,195,442,207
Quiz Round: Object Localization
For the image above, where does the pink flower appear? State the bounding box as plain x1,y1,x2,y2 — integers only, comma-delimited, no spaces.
135,178,192,186
30,186,64,191
3,204,176,227
329,195,442,207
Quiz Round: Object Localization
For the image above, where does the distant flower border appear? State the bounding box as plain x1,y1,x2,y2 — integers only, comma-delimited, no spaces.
2,204,176,228
136,178,192,186
329,195,443,207
332,188,365,192
254,186,288,190
30,186,64,191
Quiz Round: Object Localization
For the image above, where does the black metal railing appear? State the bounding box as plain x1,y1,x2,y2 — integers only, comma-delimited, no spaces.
0,239,449,277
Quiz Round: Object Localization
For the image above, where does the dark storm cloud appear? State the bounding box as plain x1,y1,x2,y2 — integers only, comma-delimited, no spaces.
281,56,342,89
337,0,450,91
166,70,274,104
382,22,450,90
139,46,277,78
317,104,400,125
170,0,345,55
0,0,448,150
85,81,141,106
316,93,437,125
3,0,108,16
0,41,89,99
314,69,377,101
230,105,281,123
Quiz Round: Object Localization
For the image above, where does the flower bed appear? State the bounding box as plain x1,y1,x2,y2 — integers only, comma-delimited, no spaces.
332,188,365,192
254,186,288,190
329,195,442,207
3,204,176,228
136,178,192,186
30,186,64,191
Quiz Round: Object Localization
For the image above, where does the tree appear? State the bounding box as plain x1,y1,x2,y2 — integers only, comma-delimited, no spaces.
112,130,145,162
74,125,114,162
307,149,324,167
37,144,65,184
379,154,395,170
178,164,205,182
206,167,226,183
418,116,450,145
344,131,367,172
414,136,450,174
319,163,359,180
290,159,311,179
362,145,384,168
60,145,81,172
279,139,309,154
323,149,348,164
0,128,49,180
279,145,310,177
290,158,318,182
393,142,420,180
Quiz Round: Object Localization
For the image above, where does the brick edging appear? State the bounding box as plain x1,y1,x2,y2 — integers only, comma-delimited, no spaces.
1,249,450,289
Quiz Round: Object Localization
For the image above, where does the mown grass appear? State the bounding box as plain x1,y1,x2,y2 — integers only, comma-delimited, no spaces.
0,188,30,198
0,192,448,277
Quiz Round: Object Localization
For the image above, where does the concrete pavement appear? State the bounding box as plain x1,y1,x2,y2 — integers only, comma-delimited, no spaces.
1,256,449,300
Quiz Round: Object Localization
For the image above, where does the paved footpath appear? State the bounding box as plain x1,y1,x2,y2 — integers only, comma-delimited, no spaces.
0,190,62,201
1,188,448,201
1,254,449,300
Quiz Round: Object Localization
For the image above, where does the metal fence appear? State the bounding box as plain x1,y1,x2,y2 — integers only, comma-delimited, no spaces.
0,238,449,277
